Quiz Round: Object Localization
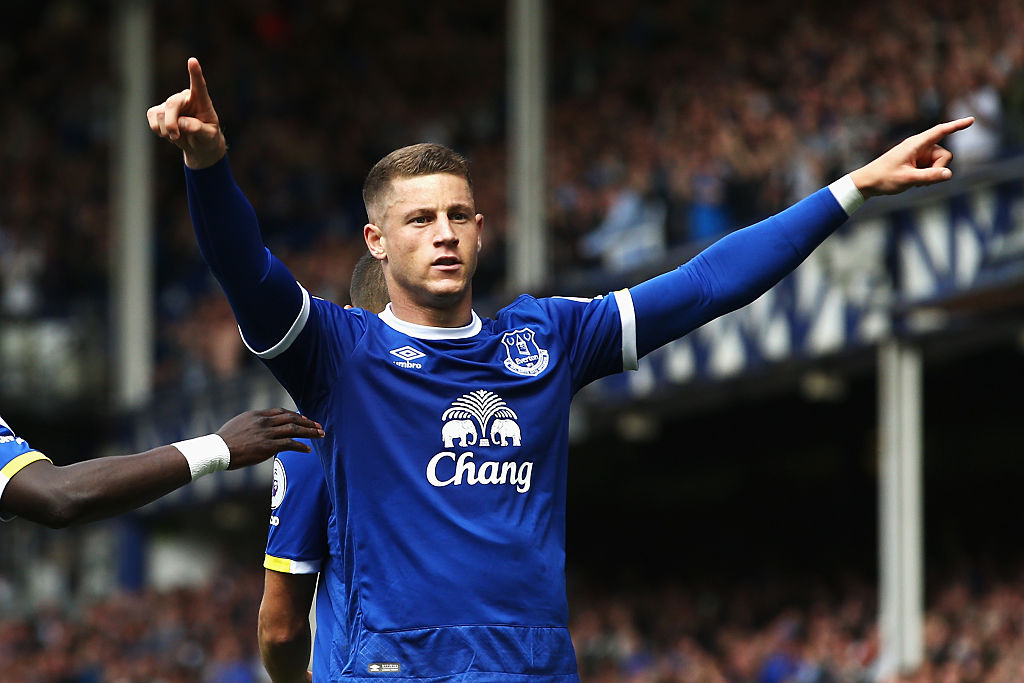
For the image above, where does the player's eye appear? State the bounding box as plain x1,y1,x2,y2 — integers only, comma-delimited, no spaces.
411,215,430,225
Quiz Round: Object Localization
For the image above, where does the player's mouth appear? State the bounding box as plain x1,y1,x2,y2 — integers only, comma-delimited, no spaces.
432,256,462,272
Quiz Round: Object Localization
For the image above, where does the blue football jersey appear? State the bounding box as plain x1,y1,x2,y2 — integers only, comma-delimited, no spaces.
251,290,636,681
265,439,343,682
0,414,51,522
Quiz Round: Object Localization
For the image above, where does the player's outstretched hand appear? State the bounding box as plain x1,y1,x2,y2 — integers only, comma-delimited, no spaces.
217,408,325,470
850,117,974,198
146,57,227,169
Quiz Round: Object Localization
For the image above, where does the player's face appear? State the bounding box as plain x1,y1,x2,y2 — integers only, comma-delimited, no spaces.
370,173,483,315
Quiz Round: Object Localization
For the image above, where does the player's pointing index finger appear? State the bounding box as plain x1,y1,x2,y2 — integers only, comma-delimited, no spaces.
919,117,974,145
187,57,212,107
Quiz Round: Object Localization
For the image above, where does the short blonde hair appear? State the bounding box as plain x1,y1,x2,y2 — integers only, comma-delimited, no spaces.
362,143,473,222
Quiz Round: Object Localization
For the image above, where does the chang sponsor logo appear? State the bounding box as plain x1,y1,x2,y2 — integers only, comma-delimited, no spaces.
427,452,533,493
427,390,533,493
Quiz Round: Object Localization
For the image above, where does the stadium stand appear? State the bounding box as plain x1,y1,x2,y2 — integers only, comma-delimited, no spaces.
2,0,1023,393
2,1,1024,681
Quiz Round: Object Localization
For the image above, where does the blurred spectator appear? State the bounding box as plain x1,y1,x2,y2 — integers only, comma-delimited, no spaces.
945,58,1003,169
0,226,44,318
581,168,667,272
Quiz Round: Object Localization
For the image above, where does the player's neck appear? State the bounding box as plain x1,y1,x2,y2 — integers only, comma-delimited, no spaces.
388,296,474,329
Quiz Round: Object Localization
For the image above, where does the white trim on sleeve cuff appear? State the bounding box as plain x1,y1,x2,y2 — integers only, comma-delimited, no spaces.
828,174,866,216
613,289,639,371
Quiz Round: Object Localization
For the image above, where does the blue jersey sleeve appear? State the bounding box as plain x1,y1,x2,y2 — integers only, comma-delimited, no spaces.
185,157,304,353
184,158,367,409
534,293,636,391
537,187,847,390
629,187,848,358
258,299,371,412
0,416,51,522
265,440,331,574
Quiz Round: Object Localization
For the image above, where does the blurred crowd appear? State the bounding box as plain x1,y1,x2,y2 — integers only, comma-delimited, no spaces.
570,571,1024,683
1,0,1024,393
0,568,265,683
5,565,1024,682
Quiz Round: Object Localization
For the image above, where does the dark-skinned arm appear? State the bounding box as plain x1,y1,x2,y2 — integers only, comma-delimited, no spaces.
2,408,323,528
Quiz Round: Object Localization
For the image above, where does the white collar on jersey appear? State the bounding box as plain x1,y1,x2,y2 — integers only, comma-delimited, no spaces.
378,304,483,340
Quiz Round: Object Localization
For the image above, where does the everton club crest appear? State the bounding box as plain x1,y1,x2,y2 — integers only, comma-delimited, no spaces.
501,327,550,377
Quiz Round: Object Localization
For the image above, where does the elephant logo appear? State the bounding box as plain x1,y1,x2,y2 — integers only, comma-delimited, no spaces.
490,419,521,447
501,327,549,377
441,390,521,448
442,419,478,447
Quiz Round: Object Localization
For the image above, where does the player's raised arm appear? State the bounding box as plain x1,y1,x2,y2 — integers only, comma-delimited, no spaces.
625,118,974,359
1,409,323,528
149,58,309,357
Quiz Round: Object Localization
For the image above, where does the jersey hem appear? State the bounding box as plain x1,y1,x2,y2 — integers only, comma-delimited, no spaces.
327,674,579,681
364,622,567,634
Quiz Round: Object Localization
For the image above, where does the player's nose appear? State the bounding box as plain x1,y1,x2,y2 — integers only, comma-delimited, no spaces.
433,215,459,245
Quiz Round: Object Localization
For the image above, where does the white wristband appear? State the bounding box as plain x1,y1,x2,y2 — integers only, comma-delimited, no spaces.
828,174,866,216
173,434,231,481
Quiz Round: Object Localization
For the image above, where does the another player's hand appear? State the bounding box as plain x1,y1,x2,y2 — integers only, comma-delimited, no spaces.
146,57,227,169
850,117,974,198
217,408,325,470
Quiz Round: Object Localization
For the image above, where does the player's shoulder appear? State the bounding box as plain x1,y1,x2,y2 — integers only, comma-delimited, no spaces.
303,295,380,352
494,293,549,319
0,414,15,438
314,296,401,339
0,414,43,471
0,415,26,456
311,295,371,323
495,292,610,324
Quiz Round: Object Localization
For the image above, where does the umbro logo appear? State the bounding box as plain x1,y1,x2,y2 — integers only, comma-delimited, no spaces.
390,346,425,361
390,345,425,369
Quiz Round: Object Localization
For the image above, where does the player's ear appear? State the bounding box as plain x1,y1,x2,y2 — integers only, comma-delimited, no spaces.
364,223,386,260
475,213,483,253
